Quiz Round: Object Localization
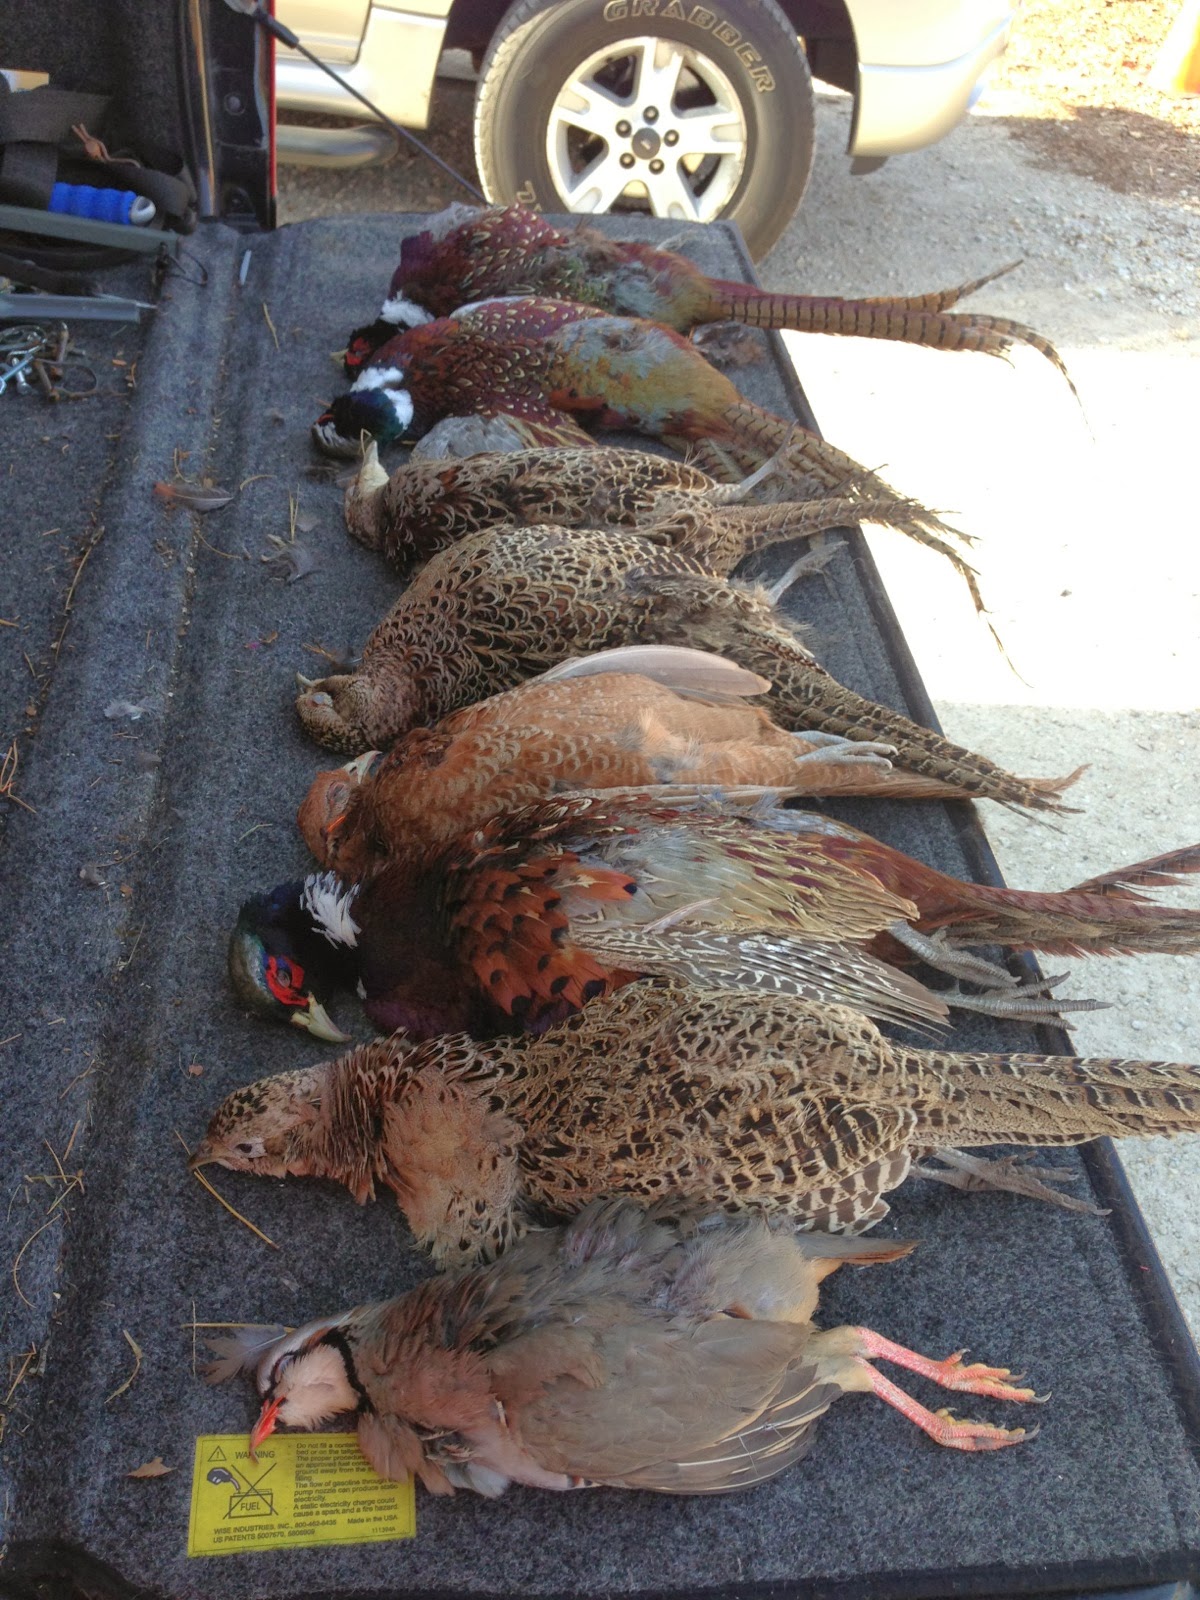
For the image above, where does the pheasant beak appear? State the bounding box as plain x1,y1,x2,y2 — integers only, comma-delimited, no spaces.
187,1140,217,1172
249,1396,282,1459
293,995,351,1044
342,751,383,784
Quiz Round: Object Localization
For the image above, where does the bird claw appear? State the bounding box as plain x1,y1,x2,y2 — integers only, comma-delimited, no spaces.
936,979,1111,1022
920,1351,1040,1403
915,1148,1110,1217
792,735,897,770
930,1411,1037,1450
888,924,1018,986
763,539,845,605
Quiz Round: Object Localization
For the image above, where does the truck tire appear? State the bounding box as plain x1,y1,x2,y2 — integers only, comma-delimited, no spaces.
473,0,815,260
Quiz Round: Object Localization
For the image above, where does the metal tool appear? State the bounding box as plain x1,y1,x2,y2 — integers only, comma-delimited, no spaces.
0,292,153,323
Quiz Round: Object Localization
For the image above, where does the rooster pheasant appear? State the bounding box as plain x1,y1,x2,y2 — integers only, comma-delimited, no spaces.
195,981,1200,1258
204,1199,1039,1494
311,296,965,549
298,652,1019,880
228,789,1200,1042
343,441,980,605
340,203,1074,401
294,522,1077,813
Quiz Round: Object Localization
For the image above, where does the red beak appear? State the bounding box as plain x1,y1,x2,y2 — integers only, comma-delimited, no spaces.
249,1396,282,1460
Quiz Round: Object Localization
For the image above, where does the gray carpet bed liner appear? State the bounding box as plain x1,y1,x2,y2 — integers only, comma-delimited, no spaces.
1,215,1198,1600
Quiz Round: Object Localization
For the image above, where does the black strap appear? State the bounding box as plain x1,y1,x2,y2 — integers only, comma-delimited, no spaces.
0,141,59,210
0,246,101,296
0,86,111,148
0,81,198,248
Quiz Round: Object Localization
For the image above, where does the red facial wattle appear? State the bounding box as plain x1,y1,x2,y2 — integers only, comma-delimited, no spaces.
265,955,307,1008
346,336,373,372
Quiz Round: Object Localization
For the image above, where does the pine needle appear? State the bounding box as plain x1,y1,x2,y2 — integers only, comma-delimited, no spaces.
106,1329,143,1403
174,1130,279,1249
11,1217,56,1309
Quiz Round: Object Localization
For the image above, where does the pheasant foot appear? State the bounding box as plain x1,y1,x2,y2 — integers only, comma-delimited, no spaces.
762,540,844,604
888,924,1020,986
937,980,1111,1022
913,1148,1109,1217
855,1328,1042,1402
792,734,897,769
860,1365,1036,1451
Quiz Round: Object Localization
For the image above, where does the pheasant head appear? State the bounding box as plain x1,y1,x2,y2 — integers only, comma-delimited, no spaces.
312,376,416,456
344,292,436,375
294,673,384,754
227,876,360,1042
296,751,383,868
189,1064,329,1181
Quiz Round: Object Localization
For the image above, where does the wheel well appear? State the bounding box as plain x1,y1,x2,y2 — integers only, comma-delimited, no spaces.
444,0,858,91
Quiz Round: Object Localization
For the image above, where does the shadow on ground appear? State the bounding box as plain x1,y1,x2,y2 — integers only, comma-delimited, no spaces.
985,103,1198,208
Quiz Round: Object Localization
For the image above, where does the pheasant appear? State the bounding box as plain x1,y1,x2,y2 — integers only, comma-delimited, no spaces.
203,1198,1040,1494
297,651,1017,881
294,522,1079,813
340,203,1075,401
228,789,1200,1043
343,441,980,605
311,296,967,556
194,980,1200,1257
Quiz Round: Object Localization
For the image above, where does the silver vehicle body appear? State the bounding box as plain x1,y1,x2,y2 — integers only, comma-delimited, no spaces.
276,0,1015,160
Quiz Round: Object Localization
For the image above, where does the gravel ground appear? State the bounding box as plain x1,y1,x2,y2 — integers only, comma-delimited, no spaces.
277,13,1200,1329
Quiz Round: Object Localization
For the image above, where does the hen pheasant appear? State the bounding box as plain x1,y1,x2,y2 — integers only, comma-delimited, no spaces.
340,203,1074,400
294,522,1078,813
203,1199,1039,1495
229,789,1200,1042
297,653,1017,881
343,441,980,604
194,981,1200,1259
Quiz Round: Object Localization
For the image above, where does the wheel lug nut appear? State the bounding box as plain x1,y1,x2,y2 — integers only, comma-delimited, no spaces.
663,130,679,146
620,152,636,168
643,107,658,123
649,158,664,174
616,120,631,137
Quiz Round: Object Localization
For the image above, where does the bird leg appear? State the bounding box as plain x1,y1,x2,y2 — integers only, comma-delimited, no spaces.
762,540,844,604
857,1365,1037,1453
936,980,1111,1022
887,923,1020,986
791,733,897,769
913,1148,1109,1217
854,1328,1042,1402
886,929,1107,1018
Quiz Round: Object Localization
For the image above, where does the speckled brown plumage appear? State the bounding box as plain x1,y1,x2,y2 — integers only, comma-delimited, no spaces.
194,979,1200,1264
295,522,1079,813
343,443,976,596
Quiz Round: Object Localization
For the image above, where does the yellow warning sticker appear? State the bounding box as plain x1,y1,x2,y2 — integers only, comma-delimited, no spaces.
187,1433,415,1557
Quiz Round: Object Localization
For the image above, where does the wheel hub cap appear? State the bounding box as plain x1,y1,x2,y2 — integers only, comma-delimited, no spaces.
545,36,748,222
